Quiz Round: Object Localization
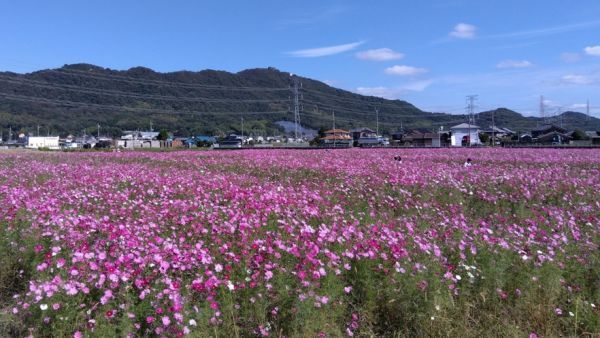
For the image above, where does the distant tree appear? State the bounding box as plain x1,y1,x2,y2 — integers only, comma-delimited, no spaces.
318,127,328,138
157,129,170,140
571,129,587,140
479,132,490,144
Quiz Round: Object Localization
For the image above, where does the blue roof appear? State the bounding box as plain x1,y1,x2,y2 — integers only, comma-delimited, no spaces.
195,136,216,142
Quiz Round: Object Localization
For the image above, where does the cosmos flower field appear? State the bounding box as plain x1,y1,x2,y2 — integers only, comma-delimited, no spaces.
0,148,599,337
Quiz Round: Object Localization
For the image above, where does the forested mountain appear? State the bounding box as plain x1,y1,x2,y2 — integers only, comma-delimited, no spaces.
0,64,598,137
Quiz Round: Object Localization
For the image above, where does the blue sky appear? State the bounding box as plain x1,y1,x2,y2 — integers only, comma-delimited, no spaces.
1,0,599,116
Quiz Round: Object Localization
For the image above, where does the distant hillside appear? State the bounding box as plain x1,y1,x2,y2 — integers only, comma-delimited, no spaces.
0,64,598,137
475,108,600,132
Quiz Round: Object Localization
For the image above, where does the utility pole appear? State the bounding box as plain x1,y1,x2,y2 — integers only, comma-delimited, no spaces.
46,126,49,137
557,107,563,128
241,116,244,145
466,95,478,147
37,125,40,137
375,107,380,136
332,109,336,148
492,108,495,147
97,123,100,139
539,95,545,126
587,99,590,121
8,126,12,142
291,75,301,141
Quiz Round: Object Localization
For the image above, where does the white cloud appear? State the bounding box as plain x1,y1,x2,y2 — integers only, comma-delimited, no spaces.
488,20,600,39
560,52,581,63
584,45,600,56
286,41,365,57
570,103,588,109
384,65,428,76
449,23,477,39
496,60,533,69
561,74,593,85
356,48,404,61
355,80,433,99
402,80,434,91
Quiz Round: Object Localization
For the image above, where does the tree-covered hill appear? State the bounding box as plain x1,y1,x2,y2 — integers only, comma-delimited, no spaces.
0,64,598,137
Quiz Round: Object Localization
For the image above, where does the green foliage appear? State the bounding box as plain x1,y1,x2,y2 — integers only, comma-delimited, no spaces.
479,132,490,144
157,129,170,141
3,64,597,138
571,129,588,140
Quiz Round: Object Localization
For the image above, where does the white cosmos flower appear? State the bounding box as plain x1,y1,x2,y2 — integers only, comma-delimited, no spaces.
40,304,48,311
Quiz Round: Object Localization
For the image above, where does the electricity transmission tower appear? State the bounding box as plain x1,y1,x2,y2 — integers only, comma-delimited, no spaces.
587,99,590,121
539,95,545,126
291,76,302,140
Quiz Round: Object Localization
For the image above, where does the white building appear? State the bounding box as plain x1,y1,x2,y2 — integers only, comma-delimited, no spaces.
26,136,60,150
450,123,481,147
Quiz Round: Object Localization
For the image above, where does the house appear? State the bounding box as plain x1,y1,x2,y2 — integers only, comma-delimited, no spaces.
450,123,481,147
535,131,571,145
117,139,160,149
121,131,160,140
501,127,515,135
160,139,183,148
216,134,243,148
481,126,511,138
531,125,567,138
403,132,446,147
75,135,98,149
519,133,533,143
320,129,352,148
118,131,161,149
26,136,60,150
350,127,382,147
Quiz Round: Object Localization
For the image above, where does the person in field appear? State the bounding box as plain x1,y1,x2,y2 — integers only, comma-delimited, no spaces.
464,158,472,167
394,155,402,163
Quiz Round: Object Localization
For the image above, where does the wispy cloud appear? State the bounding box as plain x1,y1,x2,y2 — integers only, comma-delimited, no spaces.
277,5,348,29
570,103,588,109
560,52,581,63
355,80,433,99
584,45,600,56
496,60,533,69
561,74,594,85
384,65,428,76
487,20,600,39
286,41,365,58
356,48,404,61
449,23,477,39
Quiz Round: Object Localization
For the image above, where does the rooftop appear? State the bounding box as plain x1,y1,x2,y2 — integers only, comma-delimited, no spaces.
450,123,480,129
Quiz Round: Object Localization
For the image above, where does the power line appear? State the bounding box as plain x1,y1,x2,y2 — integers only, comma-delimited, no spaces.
302,99,427,118
46,68,291,92
0,92,289,117
301,88,419,110
0,76,290,104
